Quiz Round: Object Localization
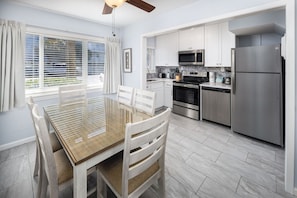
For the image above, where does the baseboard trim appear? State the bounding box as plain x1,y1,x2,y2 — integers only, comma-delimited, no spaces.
294,187,297,196
0,136,36,151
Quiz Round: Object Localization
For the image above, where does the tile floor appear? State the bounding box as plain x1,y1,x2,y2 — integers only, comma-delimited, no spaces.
0,113,296,198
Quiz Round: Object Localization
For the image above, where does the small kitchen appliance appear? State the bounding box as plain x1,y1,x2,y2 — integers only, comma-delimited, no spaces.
178,50,205,66
159,73,166,78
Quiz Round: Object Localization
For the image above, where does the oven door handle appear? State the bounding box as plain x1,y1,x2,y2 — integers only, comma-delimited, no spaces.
173,83,199,89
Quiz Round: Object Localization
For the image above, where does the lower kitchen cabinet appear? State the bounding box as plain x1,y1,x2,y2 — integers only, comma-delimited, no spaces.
147,81,164,109
202,87,231,126
164,81,173,108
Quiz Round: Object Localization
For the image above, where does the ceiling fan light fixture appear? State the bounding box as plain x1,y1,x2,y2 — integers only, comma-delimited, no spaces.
105,0,126,8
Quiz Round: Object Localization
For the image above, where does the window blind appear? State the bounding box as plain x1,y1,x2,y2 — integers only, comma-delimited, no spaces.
24,33,105,93
25,34,40,89
87,42,105,86
44,37,83,87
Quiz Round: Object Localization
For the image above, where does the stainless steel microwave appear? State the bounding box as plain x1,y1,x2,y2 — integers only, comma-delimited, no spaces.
178,49,204,66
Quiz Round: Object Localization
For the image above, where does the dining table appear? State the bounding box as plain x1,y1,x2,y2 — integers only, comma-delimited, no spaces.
43,96,151,198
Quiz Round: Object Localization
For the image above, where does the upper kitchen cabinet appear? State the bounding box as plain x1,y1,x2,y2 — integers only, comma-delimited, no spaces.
179,26,205,51
205,22,235,67
155,32,179,66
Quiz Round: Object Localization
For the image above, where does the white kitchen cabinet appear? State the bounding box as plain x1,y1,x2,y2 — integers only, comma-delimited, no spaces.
179,26,205,51
164,81,173,108
205,22,235,67
221,22,236,67
155,32,179,66
205,23,220,67
147,81,164,109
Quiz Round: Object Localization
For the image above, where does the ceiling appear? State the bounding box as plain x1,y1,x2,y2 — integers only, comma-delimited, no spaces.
9,0,199,27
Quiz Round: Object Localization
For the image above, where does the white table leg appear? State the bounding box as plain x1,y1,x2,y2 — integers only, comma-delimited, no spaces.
73,162,87,198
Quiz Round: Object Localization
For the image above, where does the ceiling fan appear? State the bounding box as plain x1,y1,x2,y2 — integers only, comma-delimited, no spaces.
102,0,155,14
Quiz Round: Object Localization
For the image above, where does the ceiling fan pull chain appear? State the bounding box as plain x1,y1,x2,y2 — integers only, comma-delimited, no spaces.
112,9,116,37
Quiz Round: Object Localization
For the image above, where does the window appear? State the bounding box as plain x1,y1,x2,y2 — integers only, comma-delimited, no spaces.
87,42,105,86
25,33,105,94
43,37,83,87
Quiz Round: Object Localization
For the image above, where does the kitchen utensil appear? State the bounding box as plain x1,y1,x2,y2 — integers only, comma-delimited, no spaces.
224,77,231,84
209,72,216,82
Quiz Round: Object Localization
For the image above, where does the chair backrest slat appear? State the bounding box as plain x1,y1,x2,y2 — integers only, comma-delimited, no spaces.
129,133,166,165
128,146,165,180
117,85,134,106
133,89,155,116
59,84,86,106
129,121,167,150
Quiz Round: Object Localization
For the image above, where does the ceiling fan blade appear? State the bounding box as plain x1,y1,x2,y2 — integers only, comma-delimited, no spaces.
126,0,155,12
102,3,113,14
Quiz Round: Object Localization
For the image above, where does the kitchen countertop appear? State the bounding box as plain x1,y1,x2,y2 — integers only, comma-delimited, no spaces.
147,78,175,83
200,82,231,90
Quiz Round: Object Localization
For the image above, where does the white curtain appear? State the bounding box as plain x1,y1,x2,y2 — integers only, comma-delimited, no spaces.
0,20,25,112
103,37,122,94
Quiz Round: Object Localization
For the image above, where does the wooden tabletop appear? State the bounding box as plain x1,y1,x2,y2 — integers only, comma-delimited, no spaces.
44,96,151,165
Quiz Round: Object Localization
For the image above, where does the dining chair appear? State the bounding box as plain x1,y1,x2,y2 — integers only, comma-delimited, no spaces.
133,89,156,116
27,96,62,178
117,85,134,106
58,84,87,106
97,108,171,198
31,104,97,198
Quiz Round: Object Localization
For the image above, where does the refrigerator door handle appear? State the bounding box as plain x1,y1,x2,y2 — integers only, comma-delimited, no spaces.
231,48,236,94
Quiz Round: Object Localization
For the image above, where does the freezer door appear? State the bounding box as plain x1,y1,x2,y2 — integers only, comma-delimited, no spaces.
232,72,283,146
235,45,282,73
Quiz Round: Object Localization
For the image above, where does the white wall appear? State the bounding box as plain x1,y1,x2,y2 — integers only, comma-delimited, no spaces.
294,0,297,189
290,0,297,190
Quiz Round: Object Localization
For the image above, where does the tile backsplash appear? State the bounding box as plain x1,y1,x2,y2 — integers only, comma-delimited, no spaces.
147,66,231,82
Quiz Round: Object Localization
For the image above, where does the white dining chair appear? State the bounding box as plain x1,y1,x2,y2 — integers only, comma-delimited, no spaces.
27,97,62,178
58,84,87,106
133,88,156,116
97,108,171,198
31,104,97,198
117,85,134,106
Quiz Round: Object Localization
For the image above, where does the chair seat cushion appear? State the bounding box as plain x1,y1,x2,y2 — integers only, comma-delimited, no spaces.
54,149,73,184
49,132,62,152
98,152,159,196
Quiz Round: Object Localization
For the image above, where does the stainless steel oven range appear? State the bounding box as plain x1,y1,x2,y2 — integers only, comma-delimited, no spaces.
173,72,208,120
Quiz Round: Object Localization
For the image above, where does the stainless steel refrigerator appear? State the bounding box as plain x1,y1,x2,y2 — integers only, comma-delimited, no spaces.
231,44,284,147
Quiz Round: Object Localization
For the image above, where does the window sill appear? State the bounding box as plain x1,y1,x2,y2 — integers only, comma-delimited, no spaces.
26,86,103,102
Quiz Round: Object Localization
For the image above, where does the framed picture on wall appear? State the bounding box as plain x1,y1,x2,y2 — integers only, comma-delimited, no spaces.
123,48,132,73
